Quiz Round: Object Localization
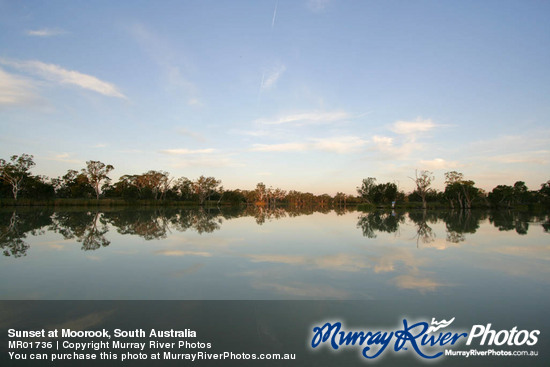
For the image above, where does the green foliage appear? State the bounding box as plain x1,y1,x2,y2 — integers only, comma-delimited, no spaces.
0,154,35,200
357,178,398,205
1,152,549,211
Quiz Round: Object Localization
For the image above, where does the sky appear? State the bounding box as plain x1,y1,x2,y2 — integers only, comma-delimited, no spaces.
1,0,549,195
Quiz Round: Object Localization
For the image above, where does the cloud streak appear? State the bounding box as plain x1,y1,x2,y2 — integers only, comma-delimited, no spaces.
0,67,37,105
0,59,126,98
390,118,437,135
307,0,331,12
261,64,286,91
126,22,200,105
255,110,351,125
486,150,550,165
419,158,463,170
26,28,66,37
160,148,216,155
251,136,367,154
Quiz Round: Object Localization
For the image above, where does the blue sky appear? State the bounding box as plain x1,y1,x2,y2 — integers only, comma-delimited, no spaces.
1,0,549,195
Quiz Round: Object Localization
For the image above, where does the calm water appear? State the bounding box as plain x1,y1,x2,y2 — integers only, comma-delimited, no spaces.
1,207,548,302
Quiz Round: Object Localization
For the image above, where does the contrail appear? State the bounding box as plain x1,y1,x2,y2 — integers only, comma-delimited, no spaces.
271,0,278,29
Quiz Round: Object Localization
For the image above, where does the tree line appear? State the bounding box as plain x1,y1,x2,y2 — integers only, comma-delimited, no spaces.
1,154,549,209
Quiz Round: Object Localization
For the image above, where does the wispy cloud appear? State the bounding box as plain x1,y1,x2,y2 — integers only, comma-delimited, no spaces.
255,110,350,125
170,155,244,168
25,28,66,37
251,136,367,154
126,22,201,105
251,142,308,152
390,118,437,135
261,64,286,91
369,134,419,160
419,158,462,170
176,127,206,142
485,150,550,165
0,59,126,98
311,136,368,153
44,153,82,164
160,148,216,155
307,0,331,12
0,67,37,105
187,98,202,106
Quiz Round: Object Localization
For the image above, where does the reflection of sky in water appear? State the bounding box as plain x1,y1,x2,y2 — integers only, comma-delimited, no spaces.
0,210,549,305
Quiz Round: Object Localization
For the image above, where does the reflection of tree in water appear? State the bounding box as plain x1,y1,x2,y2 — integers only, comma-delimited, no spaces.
543,216,550,234
50,211,110,251
356,211,404,238
104,209,170,240
244,206,288,225
408,210,437,247
334,206,355,216
442,210,485,243
0,209,53,257
170,208,223,234
191,209,223,234
489,211,531,235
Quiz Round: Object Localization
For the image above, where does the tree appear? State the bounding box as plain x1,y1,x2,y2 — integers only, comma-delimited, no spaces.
22,175,55,200
540,180,550,207
444,171,463,209
357,177,377,204
512,181,529,205
193,176,222,205
410,170,434,209
444,171,480,209
461,180,479,209
254,182,267,204
84,160,114,200
173,177,194,200
0,154,35,200
488,185,514,208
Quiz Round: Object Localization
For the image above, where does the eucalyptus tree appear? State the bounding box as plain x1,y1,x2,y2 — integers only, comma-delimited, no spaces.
357,177,377,204
0,154,35,200
334,192,347,207
444,171,480,209
84,160,114,200
193,176,222,205
173,177,194,200
410,170,434,209
254,182,267,204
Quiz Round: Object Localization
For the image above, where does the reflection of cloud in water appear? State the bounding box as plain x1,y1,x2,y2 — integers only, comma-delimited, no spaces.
171,263,204,277
85,255,101,261
490,244,550,262
155,250,212,257
472,255,550,279
245,253,370,272
424,237,462,250
251,281,350,299
371,248,429,274
162,234,245,250
392,274,444,293
46,310,115,337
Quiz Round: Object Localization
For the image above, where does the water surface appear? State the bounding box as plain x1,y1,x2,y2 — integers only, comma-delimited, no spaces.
1,207,548,304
